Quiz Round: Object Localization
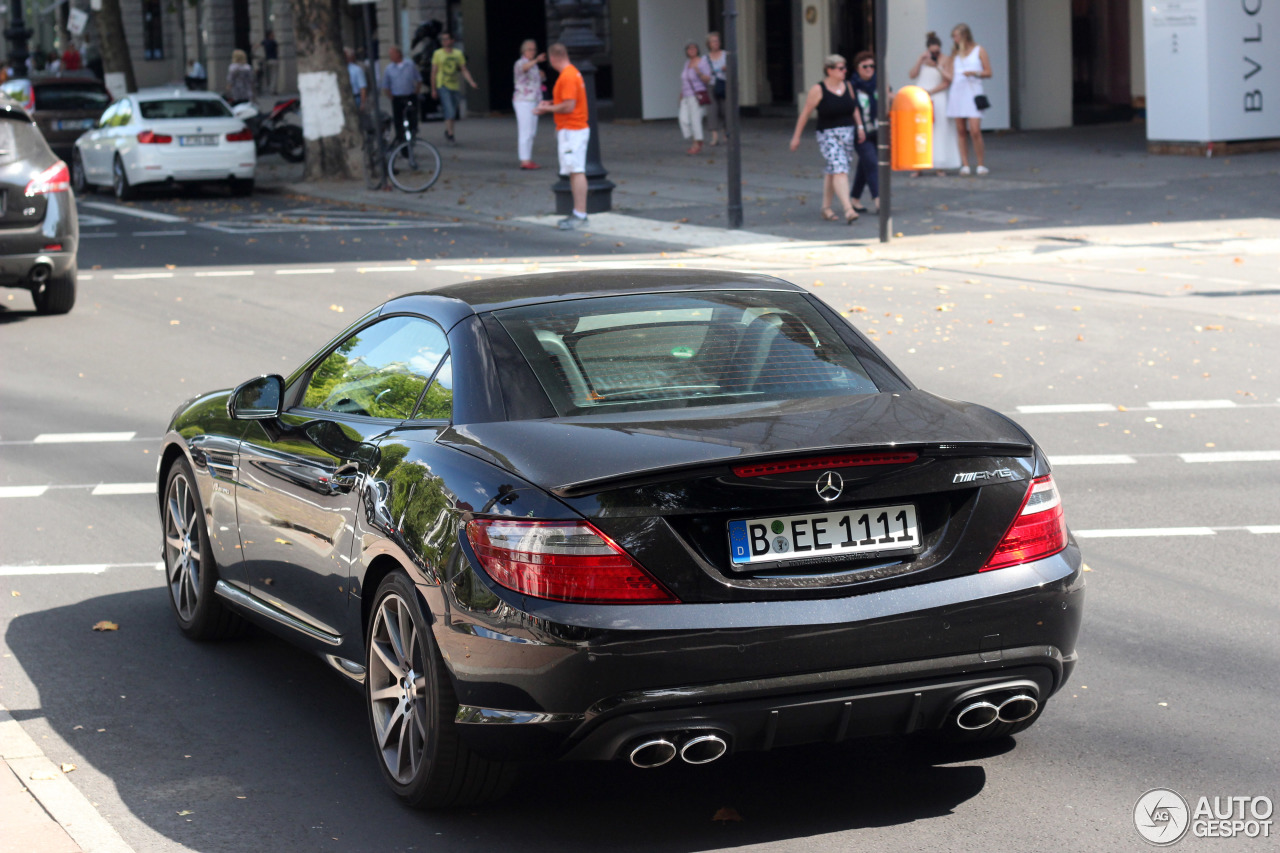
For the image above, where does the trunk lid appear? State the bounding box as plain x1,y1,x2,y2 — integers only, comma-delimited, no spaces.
442,391,1039,602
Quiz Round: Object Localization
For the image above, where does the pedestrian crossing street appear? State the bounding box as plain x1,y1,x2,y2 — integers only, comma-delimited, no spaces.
1,395,1276,577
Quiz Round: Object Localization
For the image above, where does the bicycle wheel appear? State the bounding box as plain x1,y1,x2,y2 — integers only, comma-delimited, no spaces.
387,139,442,193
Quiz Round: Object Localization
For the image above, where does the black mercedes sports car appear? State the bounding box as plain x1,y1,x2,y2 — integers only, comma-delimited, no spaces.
159,271,1084,808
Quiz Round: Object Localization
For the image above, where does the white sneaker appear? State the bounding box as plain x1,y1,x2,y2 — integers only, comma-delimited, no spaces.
959,166,971,176
557,215,588,231
976,165,989,176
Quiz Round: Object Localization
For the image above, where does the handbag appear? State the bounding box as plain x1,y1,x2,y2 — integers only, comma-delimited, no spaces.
974,94,991,111
714,78,726,100
695,89,711,107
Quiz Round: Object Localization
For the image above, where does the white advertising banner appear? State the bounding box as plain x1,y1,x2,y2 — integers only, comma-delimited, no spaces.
1146,0,1278,141
67,7,88,37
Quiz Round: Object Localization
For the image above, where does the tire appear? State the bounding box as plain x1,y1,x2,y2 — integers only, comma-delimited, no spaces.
229,178,254,197
112,155,136,201
71,151,91,195
278,125,305,162
387,139,441,193
366,572,515,808
162,458,245,640
32,267,76,315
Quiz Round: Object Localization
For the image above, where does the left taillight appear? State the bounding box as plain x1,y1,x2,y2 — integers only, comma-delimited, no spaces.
465,518,678,604
980,474,1068,571
24,161,71,196
226,128,253,142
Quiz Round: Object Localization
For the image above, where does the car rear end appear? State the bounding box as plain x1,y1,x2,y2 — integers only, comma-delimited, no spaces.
4,76,111,158
0,100,78,311
434,284,1084,766
128,94,254,185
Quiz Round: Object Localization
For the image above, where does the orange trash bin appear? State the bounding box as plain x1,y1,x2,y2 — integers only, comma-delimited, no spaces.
890,85,933,171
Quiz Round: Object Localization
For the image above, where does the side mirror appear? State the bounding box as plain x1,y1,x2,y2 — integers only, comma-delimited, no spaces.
228,374,284,420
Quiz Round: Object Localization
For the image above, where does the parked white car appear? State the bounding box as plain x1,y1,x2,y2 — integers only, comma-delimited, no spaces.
71,89,256,199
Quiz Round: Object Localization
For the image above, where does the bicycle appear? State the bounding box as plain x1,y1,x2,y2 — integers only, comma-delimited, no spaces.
380,97,442,193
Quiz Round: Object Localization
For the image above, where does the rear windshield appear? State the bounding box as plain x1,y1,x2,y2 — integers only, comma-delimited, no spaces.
139,99,232,119
495,291,880,416
0,116,52,166
33,84,111,111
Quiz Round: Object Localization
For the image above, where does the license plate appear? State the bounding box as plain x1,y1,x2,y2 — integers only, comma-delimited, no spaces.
728,504,920,566
180,135,217,146
54,118,95,131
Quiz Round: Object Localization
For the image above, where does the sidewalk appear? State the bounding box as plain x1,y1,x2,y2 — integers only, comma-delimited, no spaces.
257,114,1280,254
1,705,133,853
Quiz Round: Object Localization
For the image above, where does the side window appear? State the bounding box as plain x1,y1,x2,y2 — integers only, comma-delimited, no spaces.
413,356,453,420
96,102,118,128
114,101,133,126
301,316,449,419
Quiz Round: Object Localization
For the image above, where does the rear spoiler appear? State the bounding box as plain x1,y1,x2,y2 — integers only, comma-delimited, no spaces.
551,441,1034,498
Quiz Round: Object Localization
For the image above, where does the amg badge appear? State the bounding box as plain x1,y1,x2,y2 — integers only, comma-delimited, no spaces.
953,468,1015,484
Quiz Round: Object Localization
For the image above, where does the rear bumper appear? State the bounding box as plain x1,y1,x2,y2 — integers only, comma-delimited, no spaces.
130,144,255,185
0,251,77,288
437,543,1085,761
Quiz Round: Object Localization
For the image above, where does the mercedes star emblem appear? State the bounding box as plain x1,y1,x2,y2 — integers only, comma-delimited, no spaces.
816,470,843,502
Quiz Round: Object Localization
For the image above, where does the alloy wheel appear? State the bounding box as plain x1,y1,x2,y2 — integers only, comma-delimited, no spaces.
368,592,429,784
164,472,201,621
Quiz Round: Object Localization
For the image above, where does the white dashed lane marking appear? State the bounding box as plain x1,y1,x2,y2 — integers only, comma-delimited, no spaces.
1179,451,1280,463
0,486,49,498
1048,455,1137,466
32,432,136,444
0,562,163,576
1076,526,1280,539
0,483,155,497
79,201,186,223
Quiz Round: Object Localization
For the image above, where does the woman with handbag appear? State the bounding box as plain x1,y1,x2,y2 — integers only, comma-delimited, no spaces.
679,42,711,155
702,32,728,147
788,54,862,225
946,23,992,175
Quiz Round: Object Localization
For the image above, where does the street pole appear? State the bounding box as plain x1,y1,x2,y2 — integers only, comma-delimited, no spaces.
875,0,891,242
3,0,33,75
362,3,385,177
724,0,743,229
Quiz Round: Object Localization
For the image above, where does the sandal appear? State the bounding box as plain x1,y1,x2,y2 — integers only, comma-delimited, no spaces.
820,207,840,222
845,209,859,224
851,203,869,214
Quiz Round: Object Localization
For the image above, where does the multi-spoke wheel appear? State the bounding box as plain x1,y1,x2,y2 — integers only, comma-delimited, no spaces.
365,572,514,807
162,458,243,639
386,138,441,193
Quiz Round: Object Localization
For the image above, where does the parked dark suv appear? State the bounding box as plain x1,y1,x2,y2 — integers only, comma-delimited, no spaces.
0,75,112,158
0,98,78,314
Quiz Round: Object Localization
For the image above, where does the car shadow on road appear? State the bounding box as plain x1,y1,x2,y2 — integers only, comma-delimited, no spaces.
7,587,1008,851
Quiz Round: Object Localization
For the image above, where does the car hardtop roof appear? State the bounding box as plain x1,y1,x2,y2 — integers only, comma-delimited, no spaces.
402,269,805,315
28,74,107,87
132,88,228,102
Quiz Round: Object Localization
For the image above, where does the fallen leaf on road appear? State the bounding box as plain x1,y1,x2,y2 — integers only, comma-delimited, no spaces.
712,807,743,822
329,305,345,313
10,591,19,597
177,810,193,816
165,264,176,270
964,278,981,284
92,621,119,632
1117,405,1128,411
60,763,77,773
29,770,59,781
169,320,180,326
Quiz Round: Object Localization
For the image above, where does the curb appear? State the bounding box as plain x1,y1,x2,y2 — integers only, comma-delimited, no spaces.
0,705,135,853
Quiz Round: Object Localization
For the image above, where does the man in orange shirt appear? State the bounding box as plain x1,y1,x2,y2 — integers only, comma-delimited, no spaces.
535,44,590,230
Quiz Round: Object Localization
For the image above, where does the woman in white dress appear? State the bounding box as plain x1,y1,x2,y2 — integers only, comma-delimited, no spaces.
908,31,959,174
513,40,546,170
946,23,992,175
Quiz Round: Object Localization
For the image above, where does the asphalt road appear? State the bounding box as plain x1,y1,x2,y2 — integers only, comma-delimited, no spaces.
2,194,1278,852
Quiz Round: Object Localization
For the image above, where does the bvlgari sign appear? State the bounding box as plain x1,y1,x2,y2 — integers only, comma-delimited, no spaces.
1145,0,1277,142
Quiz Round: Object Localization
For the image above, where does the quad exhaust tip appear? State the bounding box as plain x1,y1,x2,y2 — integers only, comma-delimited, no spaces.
680,733,728,765
955,692,1040,730
629,738,677,769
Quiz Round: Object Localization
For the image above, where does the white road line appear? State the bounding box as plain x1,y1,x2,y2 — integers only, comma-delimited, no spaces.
276,268,336,275
78,232,118,239
1161,272,1200,280
1075,527,1216,539
1246,526,1280,534
357,265,419,273
33,432,136,444
1050,455,1137,466
79,274,95,280
1148,399,1236,410
0,486,49,498
1207,277,1251,285
113,272,174,280
194,269,255,277
1016,403,1117,414
0,562,162,576
1180,450,1280,463
80,201,186,223
132,230,188,237
91,483,156,496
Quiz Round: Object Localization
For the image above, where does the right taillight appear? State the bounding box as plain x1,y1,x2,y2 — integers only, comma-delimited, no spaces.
465,518,678,604
980,474,1067,571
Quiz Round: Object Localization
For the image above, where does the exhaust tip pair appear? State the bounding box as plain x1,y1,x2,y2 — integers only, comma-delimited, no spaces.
955,694,1038,730
629,732,729,768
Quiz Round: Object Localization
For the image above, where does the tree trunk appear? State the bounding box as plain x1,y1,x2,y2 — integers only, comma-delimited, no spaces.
95,0,137,93
288,0,363,181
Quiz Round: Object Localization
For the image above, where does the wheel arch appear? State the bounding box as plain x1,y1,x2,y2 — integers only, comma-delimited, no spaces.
157,440,190,516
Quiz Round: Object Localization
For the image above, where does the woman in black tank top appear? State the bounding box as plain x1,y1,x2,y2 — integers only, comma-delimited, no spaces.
789,54,866,224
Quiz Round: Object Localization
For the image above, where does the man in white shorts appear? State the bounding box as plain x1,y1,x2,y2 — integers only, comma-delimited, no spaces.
535,44,590,230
